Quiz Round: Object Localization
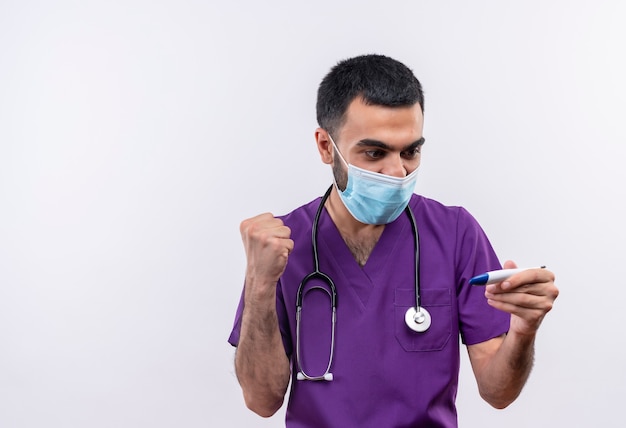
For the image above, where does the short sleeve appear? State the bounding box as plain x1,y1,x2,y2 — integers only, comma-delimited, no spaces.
454,207,510,345
227,288,245,347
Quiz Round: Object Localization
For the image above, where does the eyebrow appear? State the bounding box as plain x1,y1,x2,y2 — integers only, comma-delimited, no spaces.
355,137,426,151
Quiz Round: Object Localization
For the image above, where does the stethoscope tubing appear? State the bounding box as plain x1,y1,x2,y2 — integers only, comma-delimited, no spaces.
295,185,426,381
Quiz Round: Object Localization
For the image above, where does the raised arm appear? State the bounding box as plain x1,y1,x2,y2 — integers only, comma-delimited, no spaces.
235,213,294,417
467,261,559,409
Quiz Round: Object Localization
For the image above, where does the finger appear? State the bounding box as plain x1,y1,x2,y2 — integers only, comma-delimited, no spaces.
502,259,518,270
499,283,552,296
485,290,554,311
271,224,292,239
240,214,291,241
488,285,558,309
241,212,275,228
487,295,555,320
486,299,548,323
495,268,555,292
285,238,295,254
274,238,294,257
239,213,270,237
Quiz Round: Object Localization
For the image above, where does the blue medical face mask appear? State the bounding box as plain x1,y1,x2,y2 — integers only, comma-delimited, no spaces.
329,135,418,225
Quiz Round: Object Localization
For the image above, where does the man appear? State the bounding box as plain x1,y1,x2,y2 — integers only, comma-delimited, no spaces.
228,54,558,427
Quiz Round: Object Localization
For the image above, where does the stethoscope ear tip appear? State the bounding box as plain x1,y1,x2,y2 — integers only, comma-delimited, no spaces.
296,372,334,381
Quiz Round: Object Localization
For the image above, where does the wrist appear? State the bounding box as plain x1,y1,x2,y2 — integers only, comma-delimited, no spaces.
244,276,278,306
506,324,538,343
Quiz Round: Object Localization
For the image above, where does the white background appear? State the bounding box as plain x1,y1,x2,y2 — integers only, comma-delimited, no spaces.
1,1,624,427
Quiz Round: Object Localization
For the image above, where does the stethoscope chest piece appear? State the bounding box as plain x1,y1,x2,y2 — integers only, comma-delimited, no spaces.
405,306,431,333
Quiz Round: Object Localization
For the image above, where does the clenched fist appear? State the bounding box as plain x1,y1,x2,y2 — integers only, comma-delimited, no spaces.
240,213,294,291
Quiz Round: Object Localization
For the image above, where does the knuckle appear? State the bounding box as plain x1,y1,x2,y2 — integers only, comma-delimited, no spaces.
239,218,251,234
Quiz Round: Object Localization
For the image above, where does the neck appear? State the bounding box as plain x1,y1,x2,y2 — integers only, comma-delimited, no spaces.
324,186,384,266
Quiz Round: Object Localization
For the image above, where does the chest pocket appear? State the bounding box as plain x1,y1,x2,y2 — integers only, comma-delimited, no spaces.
394,288,452,352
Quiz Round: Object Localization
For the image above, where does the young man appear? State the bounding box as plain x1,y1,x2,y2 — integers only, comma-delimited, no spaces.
228,54,558,427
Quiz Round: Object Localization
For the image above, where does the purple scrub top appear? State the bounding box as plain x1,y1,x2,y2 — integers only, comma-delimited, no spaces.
229,193,510,427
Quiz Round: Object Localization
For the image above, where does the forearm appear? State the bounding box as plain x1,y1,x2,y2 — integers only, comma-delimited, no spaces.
235,279,291,417
471,331,536,409
471,263,559,408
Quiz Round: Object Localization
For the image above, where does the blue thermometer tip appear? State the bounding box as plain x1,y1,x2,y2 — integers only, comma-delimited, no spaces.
468,273,489,286
469,266,546,286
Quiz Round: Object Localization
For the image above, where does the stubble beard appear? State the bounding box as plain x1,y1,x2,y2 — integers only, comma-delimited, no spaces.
332,148,348,192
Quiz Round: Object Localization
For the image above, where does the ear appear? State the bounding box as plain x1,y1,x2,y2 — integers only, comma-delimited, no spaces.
315,128,334,165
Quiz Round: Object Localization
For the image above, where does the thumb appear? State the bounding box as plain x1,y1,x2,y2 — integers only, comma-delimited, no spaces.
502,259,518,269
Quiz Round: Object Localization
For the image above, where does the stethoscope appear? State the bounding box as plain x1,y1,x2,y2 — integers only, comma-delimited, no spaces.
295,185,431,382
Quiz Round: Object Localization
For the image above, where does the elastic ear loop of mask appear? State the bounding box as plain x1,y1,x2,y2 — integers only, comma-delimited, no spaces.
327,133,350,195
328,134,349,169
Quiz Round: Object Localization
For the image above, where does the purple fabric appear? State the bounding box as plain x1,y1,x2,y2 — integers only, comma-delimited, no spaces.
228,194,510,427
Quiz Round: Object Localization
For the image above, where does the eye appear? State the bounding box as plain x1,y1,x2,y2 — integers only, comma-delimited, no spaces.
365,150,386,159
401,147,421,159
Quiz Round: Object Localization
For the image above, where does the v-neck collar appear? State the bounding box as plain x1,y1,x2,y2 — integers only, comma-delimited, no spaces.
314,207,411,310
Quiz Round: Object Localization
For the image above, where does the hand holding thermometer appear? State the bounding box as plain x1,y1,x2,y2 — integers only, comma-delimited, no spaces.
469,266,546,286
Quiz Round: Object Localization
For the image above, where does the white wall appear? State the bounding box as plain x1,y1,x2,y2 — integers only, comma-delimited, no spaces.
1,1,624,427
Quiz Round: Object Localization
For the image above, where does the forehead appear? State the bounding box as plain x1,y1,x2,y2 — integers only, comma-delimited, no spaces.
338,97,424,144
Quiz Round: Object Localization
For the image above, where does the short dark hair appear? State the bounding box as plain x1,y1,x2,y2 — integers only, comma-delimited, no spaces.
316,54,425,136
